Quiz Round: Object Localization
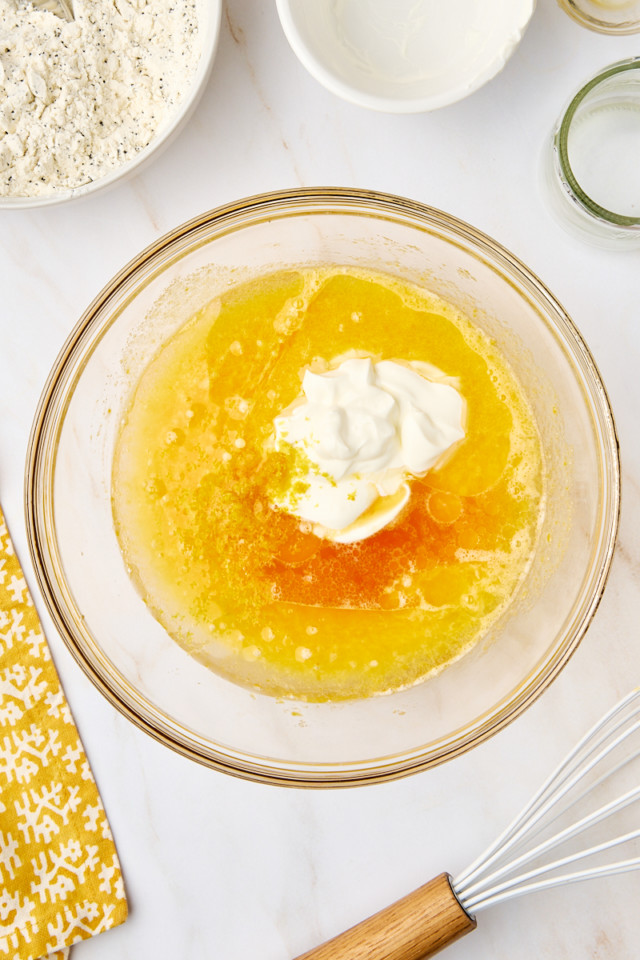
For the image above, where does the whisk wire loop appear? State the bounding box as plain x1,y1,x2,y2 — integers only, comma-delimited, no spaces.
528,742,640,844
453,688,640,912
465,855,640,911
458,779,640,901
462,827,640,911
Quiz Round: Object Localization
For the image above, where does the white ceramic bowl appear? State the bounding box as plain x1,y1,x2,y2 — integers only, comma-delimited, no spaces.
0,0,222,210
276,0,536,113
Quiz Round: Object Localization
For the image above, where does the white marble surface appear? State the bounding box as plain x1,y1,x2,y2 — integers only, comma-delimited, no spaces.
2,1,640,957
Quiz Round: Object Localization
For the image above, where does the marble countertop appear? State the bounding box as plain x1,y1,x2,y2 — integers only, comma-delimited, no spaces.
2,1,640,957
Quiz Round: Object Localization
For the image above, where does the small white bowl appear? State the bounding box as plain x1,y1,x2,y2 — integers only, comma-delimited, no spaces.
276,0,536,113
0,0,222,210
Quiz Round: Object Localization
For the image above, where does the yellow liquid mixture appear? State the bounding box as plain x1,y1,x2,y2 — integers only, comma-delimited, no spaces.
112,267,545,700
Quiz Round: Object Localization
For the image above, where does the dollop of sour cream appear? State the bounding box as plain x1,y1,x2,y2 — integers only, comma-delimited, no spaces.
272,358,465,543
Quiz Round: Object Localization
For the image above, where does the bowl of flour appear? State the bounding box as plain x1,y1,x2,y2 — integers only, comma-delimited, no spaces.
0,0,221,206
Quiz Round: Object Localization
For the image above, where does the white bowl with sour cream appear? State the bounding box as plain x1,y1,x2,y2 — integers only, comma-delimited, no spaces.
276,0,536,113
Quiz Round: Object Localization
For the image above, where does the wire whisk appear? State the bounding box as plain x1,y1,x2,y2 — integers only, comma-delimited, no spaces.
295,688,640,960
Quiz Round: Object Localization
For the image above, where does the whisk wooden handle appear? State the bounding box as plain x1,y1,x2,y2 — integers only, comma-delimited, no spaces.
293,872,476,960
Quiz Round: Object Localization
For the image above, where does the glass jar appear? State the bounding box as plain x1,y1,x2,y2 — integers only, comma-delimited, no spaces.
545,58,640,248
557,0,640,34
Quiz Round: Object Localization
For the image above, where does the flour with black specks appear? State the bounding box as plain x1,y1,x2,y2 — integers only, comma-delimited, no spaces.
0,0,202,197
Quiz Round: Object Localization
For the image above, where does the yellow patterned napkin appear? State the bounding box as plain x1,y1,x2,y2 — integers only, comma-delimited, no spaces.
0,506,128,959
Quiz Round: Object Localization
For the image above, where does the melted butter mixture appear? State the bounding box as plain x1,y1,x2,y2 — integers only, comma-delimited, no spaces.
112,267,545,701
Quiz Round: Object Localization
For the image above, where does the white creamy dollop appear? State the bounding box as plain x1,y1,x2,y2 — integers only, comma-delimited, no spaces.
272,358,465,543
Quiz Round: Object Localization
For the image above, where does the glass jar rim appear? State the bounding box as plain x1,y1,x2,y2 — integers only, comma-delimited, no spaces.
556,57,640,228
557,0,640,35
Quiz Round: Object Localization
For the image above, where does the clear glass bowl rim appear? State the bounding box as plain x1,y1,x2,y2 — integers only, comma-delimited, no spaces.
25,187,621,787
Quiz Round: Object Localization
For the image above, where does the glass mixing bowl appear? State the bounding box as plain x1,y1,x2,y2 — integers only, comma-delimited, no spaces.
26,189,620,786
